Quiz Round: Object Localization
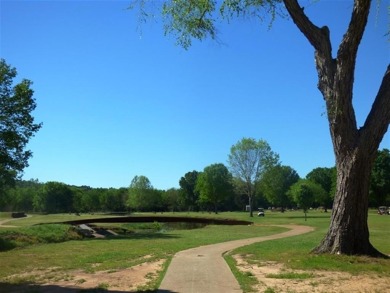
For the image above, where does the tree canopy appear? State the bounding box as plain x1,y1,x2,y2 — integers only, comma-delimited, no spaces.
306,167,336,211
196,163,234,213
179,170,200,211
288,179,327,220
259,165,300,209
228,137,279,216
127,175,162,212
0,59,42,192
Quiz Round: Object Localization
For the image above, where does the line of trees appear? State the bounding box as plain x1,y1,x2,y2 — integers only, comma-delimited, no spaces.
2,141,388,215
2,180,128,214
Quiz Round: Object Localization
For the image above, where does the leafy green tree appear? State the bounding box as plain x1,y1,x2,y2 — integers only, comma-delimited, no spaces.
288,179,326,221
127,175,162,212
86,189,104,212
162,188,182,213
35,182,74,213
306,167,336,211
8,179,41,212
71,187,86,213
131,0,390,256
370,149,390,206
96,188,123,212
258,165,300,210
0,59,42,193
150,189,164,213
179,170,199,211
116,187,129,211
195,163,234,214
228,137,279,217
0,187,11,210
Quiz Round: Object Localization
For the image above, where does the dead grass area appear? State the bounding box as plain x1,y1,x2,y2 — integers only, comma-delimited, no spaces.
2,259,165,292
233,255,389,293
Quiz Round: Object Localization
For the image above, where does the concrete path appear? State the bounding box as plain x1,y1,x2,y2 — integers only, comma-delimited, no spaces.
158,225,314,293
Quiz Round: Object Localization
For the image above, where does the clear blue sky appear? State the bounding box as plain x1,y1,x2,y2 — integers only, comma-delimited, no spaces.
1,0,388,190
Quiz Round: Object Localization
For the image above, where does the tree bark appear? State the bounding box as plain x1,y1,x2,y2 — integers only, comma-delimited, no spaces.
315,65,390,257
313,149,382,255
284,0,390,256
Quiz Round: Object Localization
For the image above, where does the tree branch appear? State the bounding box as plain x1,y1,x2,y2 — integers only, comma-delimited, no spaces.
332,0,371,133
283,0,333,60
337,0,371,67
360,65,390,152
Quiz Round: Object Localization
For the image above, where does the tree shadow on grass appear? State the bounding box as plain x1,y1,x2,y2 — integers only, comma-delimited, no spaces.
0,237,17,251
0,282,177,293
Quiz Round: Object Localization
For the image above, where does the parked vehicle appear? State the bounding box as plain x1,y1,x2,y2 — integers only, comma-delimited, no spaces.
377,206,390,215
257,208,265,217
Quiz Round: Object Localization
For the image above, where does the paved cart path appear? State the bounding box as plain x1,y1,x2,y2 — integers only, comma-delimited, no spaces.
158,225,314,293
0,214,31,228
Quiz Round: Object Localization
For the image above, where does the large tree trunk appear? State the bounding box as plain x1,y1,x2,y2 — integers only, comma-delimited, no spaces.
285,0,390,256
313,148,383,256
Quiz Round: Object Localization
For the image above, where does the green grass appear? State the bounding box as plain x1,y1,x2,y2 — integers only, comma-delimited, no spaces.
0,212,9,219
0,217,285,276
368,210,390,253
0,212,122,227
0,224,82,250
223,209,390,292
0,210,389,292
225,253,259,292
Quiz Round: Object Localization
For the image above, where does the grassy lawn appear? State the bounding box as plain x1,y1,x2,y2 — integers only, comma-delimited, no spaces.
224,209,390,292
0,212,123,226
0,212,285,291
0,210,389,292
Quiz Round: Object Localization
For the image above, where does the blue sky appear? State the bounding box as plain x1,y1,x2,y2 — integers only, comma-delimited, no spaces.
1,0,389,190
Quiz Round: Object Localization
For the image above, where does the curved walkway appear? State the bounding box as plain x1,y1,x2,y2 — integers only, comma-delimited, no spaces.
158,225,314,293
0,214,31,228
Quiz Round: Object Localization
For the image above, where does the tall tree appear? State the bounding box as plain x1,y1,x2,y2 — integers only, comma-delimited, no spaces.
0,59,42,193
36,182,74,213
98,188,126,212
7,179,41,212
288,179,326,221
306,167,336,211
179,170,199,211
228,137,279,217
162,188,182,213
259,165,300,210
127,175,161,212
195,163,234,214
131,0,390,256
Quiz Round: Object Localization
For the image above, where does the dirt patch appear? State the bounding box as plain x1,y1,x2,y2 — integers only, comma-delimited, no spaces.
233,255,389,293
2,259,164,292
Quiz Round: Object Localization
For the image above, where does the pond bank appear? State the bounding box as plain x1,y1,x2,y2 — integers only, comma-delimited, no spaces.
62,216,253,226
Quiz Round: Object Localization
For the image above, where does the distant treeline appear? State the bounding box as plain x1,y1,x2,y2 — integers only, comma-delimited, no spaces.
0,179,249,214
1,149,389,214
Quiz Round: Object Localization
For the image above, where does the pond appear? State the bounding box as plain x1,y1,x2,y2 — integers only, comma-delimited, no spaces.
111,221,208,235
